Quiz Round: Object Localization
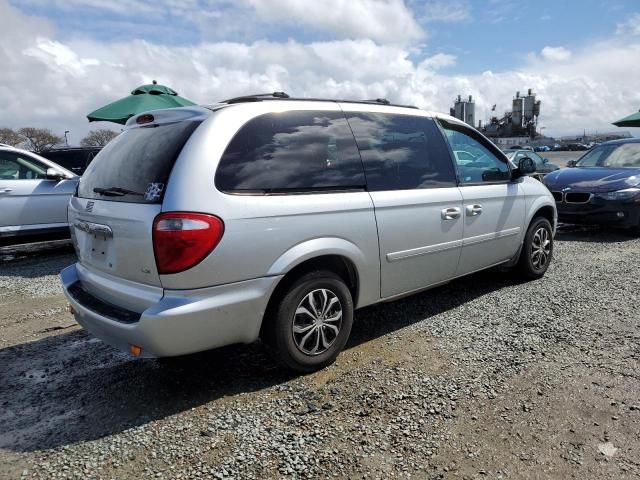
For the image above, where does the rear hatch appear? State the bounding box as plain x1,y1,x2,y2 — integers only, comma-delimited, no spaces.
69,108,205,298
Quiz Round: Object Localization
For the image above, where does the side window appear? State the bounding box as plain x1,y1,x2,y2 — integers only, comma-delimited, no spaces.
440,121,511,184
216,111,365,193
0,152,47,180
346,113,456,191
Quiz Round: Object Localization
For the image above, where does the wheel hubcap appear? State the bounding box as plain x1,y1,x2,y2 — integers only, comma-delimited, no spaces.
531,227,551,270
292,289,342,356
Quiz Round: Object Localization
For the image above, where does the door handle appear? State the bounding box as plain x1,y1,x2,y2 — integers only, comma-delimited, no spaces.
74,221,113,238
441,207,461,220
466,204,483,216
0,188,12,195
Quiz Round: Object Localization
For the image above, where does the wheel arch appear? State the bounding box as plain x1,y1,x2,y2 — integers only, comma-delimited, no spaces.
260,243,365,340
527,199,557,233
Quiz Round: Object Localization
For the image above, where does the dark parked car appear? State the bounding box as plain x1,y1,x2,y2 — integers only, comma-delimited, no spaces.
565,143,589,151
39,147,102,175
504,149,560,180
543,138,640,233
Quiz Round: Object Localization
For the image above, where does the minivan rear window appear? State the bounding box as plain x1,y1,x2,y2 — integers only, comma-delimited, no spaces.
77,121,200,203
215,111,365,194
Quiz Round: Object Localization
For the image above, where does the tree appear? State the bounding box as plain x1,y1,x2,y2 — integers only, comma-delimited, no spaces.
17,127,63,153
80,129,119,147
0,127,23,147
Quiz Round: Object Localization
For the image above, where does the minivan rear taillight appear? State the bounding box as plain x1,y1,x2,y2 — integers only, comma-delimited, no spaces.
153,212,224,274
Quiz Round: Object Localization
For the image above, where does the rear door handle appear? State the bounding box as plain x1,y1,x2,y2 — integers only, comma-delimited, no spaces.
74,221,113,238
0,188,12,195
466,204,483,216
441,207,461,220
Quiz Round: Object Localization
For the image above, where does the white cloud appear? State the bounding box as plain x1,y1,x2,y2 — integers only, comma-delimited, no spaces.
540,46,572,62
18,0,424,45
18,0,158,16
616,12,640,35
245,0,424,44
422,1,470,23
1,1,639,143
420,53,457,70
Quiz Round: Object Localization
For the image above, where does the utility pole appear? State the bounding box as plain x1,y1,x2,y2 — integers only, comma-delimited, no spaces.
64,130,70,147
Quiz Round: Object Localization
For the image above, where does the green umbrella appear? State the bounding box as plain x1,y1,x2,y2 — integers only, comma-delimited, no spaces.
612,110,640,128
87,81,196,125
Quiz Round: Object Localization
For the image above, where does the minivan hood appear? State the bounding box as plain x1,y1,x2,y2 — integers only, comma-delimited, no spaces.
544,167,640,192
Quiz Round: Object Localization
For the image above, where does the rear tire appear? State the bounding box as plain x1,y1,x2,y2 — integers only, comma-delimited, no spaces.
516,217,554,280
263,271,353,373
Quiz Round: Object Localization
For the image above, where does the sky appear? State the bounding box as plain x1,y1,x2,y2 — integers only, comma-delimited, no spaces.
1,0,640,145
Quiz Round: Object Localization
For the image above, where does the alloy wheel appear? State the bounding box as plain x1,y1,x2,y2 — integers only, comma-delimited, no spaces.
531,226,551,270
292,288,343,356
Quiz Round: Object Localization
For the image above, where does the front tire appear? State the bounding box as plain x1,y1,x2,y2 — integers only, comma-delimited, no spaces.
516,217,554,280
264,271,354,373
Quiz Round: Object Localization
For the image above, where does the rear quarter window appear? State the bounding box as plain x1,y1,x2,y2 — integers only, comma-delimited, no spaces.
78,121,200,203
215,111,365,194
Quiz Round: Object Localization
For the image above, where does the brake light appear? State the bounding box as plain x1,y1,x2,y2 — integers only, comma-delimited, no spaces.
152,212,224,274
136,114,154,124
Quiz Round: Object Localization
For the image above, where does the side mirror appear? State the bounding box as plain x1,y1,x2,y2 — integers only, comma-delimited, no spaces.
567,160,577,168
542,157,549,163
46,167,65,181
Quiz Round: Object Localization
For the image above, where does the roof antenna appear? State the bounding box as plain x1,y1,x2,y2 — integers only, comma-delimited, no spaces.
152,80,157,85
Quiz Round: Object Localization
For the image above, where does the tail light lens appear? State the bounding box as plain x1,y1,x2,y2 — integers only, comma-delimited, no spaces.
153,212,224,274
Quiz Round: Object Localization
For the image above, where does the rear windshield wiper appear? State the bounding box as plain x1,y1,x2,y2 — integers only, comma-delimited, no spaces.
93,186,144,197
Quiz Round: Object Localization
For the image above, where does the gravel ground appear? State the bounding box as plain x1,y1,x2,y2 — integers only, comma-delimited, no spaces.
1,227,639,479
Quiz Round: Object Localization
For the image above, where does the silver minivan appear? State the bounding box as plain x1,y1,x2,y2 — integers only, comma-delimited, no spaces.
61,94,556,372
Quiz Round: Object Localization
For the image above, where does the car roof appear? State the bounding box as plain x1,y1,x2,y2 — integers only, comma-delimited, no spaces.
125,98,468,131
504,149,535,154
206,91,471,122
599,137,640,146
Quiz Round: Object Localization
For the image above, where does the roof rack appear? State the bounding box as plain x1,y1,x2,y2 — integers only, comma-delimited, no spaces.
218,93,417,109
221,92,290,104
365,98,391,105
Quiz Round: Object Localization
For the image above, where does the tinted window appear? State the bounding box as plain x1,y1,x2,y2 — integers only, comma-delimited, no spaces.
216,111,365,193
78,121,200,203
440,121,511,184
0,151,47,180
346,113,456,191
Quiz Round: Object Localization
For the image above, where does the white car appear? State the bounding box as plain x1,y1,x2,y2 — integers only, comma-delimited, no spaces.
0,145,78,244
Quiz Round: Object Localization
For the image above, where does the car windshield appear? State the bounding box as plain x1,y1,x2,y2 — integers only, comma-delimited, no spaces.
576,143,640,168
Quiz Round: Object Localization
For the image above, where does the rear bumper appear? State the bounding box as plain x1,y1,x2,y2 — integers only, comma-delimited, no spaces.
60,264,282,357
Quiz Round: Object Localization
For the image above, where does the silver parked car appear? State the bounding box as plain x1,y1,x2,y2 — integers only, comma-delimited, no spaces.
0,145,78,243
60,94,556,372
